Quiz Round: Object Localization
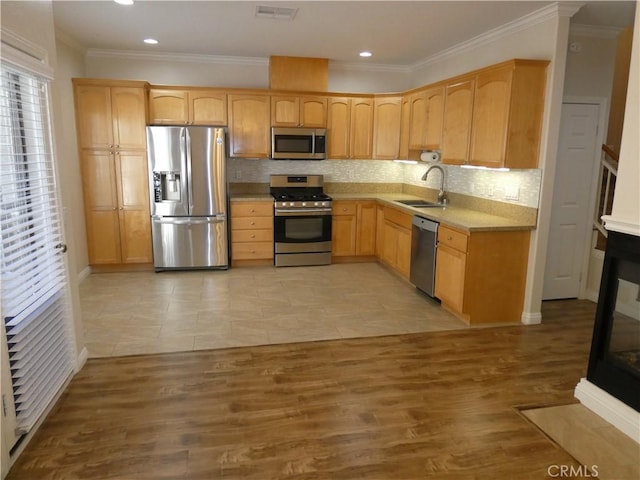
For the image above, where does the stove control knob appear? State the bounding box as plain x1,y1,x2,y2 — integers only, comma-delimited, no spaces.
302,202,307,207
314,202,320,206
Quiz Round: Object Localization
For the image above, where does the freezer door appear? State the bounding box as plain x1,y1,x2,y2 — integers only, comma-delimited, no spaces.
187,127,226,216
151,216,228,269
147,126,189,216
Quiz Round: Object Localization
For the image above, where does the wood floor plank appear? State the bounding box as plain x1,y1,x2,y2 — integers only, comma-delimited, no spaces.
6,300,601,479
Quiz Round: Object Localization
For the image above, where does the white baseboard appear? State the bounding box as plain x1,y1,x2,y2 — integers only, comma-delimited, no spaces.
521,311,542,325
75,346,88,373
78,266,91,282
574,378,640,444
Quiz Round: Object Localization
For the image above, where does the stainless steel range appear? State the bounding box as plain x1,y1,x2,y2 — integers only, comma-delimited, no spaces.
270,175,332,267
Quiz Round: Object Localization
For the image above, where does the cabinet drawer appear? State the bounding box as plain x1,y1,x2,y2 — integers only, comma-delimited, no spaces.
231,202,273,217
232,229,273,243
438,225,468,252
231,217,273,230
332,201,357,216
232,242,273,260
383,206,412,229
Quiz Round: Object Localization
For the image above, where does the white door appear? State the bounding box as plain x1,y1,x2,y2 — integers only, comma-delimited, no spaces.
543,103,601,299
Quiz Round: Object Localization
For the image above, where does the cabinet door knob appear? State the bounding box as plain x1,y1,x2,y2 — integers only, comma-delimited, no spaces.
250,234,255,238
250,221,255,225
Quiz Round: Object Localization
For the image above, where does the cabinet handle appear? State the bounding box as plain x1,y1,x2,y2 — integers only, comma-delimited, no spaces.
250,221,255,225
447,236,452,241
250,209,255,213
250,234,255,238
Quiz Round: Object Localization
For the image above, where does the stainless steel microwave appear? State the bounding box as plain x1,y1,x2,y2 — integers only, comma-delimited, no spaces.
271,127,327,160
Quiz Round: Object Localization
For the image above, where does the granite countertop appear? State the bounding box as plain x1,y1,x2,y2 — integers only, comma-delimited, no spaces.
230,192,536,232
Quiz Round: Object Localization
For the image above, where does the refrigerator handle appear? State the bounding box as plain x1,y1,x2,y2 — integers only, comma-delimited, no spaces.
152,216,226,225
184,128,194,214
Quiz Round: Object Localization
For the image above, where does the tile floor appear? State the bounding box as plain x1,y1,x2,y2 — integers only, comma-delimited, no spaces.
80,262,468,358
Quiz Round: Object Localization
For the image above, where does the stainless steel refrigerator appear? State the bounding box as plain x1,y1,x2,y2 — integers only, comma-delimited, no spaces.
147,126,228,270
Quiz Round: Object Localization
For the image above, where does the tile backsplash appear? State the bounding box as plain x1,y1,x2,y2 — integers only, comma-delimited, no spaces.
228,158,542,208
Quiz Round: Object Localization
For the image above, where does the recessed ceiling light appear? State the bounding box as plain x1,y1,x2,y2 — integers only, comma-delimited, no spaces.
114,0,134,5
359,51,373,58
143,38,158,45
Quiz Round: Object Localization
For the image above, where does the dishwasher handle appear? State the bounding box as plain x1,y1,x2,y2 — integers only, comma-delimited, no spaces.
412,215,439,233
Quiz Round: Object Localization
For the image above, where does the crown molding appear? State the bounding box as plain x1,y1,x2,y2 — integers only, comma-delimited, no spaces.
570,23,624,39
329,61,410,74
409,1,583,72
85,49,268,66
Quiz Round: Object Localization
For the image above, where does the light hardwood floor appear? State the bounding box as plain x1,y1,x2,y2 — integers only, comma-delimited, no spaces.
8,298,627,479
80,263,468,357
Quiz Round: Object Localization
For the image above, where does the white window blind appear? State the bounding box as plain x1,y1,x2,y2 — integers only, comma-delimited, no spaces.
0,62,74,435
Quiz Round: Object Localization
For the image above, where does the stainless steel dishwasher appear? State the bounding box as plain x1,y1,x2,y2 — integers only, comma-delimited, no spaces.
410,216,439,298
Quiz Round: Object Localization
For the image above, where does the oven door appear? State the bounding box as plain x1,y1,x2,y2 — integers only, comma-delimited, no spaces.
274,212,332,253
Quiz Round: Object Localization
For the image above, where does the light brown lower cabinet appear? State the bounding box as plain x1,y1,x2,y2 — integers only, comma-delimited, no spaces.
230,201,274,265
80,149,152,265
435,224,530,325
332,200,377,259
378,205,412,278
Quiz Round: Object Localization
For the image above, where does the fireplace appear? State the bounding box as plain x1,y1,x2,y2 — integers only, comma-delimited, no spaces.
587,231,640,412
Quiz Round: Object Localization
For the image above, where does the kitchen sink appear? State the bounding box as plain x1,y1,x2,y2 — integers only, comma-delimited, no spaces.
394,199,446,208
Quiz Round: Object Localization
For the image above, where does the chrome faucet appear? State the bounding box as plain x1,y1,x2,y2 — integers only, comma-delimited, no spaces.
421,165,447,205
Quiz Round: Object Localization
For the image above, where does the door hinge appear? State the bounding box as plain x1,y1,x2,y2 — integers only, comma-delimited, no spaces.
2,394,7,417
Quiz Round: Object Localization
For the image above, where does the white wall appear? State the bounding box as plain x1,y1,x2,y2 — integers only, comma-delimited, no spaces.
410,8,562,87
564,27,618,99
53,38,89,277
85,51,409,93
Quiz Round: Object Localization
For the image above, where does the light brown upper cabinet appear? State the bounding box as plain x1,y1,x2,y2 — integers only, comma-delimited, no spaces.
469,60,548,169
423,86,445,150
149,88,227,125
373,96,402,160
75,84,147,150
228,94,271,158
399,95,411,159
441,78,475,165
407,91,427,150
271,95,327,127
327,96,373,159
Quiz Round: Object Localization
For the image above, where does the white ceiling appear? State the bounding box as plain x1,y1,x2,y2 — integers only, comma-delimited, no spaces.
52,1,636,67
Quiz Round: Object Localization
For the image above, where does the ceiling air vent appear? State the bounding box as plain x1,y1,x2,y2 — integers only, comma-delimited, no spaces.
255,5,298,21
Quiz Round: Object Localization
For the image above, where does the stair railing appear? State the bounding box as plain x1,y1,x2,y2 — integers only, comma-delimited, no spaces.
594,144,619,240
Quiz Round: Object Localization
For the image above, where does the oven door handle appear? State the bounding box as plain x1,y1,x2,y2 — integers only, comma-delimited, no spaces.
275,209,332,216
